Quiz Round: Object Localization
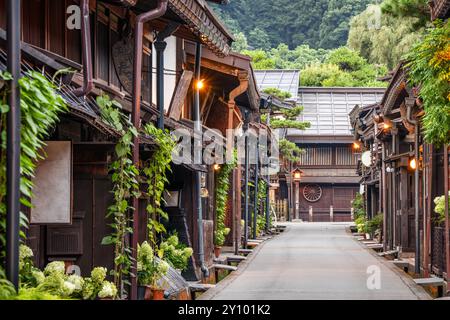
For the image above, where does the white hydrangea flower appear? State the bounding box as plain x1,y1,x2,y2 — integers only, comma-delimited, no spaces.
32,270,45,285
67,274,84,292
19,245,34,260
44,261,66,276
61,281,76,297
98,281,117,299
158,260,169,275
183,247,193,258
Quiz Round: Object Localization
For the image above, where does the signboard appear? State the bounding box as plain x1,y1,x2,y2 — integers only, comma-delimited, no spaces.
31,141,72,224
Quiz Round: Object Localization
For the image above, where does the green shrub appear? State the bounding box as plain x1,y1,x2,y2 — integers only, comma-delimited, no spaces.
160,233,193,271
366,214,383,235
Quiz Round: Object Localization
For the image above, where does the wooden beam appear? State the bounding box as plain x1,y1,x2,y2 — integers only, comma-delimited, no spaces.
167,70,193,121
186,54,239,77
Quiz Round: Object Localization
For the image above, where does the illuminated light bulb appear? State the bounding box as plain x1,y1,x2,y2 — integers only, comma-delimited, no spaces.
409,158,417,170
196,80,205,90
213,164,221,171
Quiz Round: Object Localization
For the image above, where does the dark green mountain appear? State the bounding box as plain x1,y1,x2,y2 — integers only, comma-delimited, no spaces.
212,0,372,49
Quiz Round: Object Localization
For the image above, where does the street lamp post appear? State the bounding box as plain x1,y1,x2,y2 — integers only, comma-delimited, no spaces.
292,168,302,220
243,110,250,248
253,139,259,240
261,95,272,231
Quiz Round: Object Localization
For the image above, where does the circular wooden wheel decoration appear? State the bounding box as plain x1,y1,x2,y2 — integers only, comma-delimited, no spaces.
303,184,322,202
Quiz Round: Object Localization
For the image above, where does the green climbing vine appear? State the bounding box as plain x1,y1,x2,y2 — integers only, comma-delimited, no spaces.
405,19,450,145
141,123,176,248
256,179,268,234
214,151,237,246
0,71,67,277
97,95,139,293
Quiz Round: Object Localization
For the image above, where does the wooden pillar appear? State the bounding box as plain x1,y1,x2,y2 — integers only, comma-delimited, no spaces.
233,167,242,255
381,142,388,251
295,181,300,220
444,145,449,292
424,143,433,277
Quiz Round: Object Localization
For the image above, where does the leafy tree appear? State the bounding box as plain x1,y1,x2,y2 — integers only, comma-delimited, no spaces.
211,0,372,49
318,0,372,49
270,44,330,69
348,4,426,69
381,0,430,27
300,47,387,87
232,32,249,52
241,49,276,69
262,87,292,100
326,47,366,72
405,20,450,145
248,28,271,50
279,139,304,162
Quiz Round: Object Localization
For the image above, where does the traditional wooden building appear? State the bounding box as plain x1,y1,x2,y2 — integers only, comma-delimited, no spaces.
286,87,384,222
351,1,450,282
164,41,261,281
349,103,381,221
0,0,259,297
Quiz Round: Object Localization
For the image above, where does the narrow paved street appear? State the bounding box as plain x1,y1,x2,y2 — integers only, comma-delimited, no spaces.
202,223,429,300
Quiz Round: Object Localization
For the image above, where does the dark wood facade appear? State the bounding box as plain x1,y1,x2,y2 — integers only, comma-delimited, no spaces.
0,0,257,290
350,64,450,277
271,87,385,223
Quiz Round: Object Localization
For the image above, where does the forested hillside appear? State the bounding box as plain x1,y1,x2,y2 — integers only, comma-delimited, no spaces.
211,0,372,49
211,0,431,87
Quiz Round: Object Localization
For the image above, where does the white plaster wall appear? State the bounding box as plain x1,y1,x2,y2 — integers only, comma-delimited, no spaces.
151,36,177,113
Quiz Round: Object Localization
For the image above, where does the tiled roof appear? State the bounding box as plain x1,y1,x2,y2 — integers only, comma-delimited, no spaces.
254,70,300,99
288,87,385,137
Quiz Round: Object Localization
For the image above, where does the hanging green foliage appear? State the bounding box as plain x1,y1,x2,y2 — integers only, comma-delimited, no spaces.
405,20,450,146
351,192,365,220
0,71,67,275
141,123,176,248
97,94,139,293
214,151,237,246
253,179,267,236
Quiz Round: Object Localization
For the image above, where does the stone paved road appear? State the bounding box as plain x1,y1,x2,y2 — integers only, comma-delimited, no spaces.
203,222,429,300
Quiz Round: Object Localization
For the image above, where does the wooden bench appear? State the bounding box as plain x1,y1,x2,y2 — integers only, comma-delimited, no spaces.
238,248,253,255
213,264,237,283
188,282,216,300
248,239,264,243
414,277,446,297
214,264,237,272
225,255,247,265
366,243,384,251
378,250,399,259
246,242,259,249
391,260,409,272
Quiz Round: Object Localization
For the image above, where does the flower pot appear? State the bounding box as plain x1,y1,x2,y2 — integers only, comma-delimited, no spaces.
214,246,222,258
137,286,152,300
151,288,165,300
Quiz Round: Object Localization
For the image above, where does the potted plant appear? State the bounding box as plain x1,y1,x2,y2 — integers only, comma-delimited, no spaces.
214,229,230,258
137,241,170,300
